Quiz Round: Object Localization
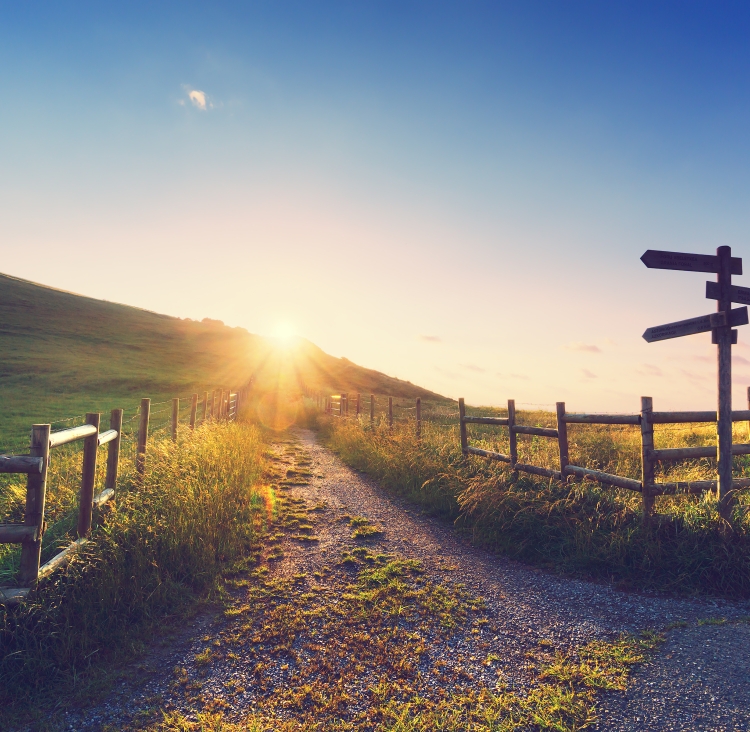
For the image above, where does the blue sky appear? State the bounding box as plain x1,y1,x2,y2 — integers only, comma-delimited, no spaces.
3,2,750,409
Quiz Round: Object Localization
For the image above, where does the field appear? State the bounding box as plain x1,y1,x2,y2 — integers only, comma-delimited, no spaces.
310,401,750,598
0,272,441,452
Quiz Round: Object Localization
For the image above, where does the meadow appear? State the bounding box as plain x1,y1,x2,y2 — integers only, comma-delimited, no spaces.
308,399,750,598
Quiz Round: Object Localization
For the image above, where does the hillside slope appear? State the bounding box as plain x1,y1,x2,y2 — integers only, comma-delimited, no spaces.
0,273,444,447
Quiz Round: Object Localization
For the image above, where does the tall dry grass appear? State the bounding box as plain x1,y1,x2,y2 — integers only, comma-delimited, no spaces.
0,419,270,712
310,404,750,598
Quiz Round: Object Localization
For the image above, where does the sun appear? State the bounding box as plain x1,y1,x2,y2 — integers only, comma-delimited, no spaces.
272,321,297,343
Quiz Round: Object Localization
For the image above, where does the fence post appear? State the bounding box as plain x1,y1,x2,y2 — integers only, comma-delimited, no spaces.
416,398,422,440
389,397,393,429
339,396,344,417
356,393,361,416
458,398,468,455
18,423,50,586
105,408,123,493
508,399,517,467
190,394,198,429
171,398,179,441
212,389,219,419
202,391,208,423
640,396,655,527
555,402,569,479
137,398,150,474
77,412,100,538
370,394,375,424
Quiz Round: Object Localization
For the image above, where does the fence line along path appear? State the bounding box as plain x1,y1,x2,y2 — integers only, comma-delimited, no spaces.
0,386,248,605
458,394,750,527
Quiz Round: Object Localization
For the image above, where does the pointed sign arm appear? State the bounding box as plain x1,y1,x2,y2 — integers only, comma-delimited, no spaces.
643,307,748,343
641,249,742,275
706,281,750,306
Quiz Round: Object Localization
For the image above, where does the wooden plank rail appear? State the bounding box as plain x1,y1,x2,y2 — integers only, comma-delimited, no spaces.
49,423,97,449
651,443,750,461
0,455,43,474
516,463,562,480
651,410,750,423
462,416,510,425
0,524,38,543
37,538,87,581
564,413,640,425
97,429,118,447
466,446,511,462
565,465,643,493
513,425,558,438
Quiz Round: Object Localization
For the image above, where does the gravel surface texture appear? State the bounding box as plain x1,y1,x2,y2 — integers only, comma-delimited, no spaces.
53,429,750,731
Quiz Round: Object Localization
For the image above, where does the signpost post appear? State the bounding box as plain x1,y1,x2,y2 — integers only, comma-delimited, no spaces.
642,246,746,518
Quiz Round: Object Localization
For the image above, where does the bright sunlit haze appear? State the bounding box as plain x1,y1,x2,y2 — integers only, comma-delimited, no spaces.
3,2,750,411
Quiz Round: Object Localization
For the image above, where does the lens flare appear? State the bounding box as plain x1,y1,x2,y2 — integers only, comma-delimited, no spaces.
257,392,299,431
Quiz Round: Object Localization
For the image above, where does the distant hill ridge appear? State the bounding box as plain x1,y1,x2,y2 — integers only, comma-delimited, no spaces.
0,272,444,443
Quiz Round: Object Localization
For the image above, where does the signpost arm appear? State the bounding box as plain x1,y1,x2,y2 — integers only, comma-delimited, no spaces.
717,246,734,517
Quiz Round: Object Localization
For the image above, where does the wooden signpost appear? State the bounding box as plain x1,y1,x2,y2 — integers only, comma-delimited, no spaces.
642,246,747,515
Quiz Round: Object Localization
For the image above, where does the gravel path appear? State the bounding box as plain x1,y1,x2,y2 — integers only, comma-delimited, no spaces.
58,429,750,731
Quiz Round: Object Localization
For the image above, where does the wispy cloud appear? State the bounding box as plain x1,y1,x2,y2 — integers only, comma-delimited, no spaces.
497,372,530,381
581,368,597,379
461,364,485,373
734,355,750,367
189,89,208,110
637,364,663,377
565,342,601,353
419,335,441,342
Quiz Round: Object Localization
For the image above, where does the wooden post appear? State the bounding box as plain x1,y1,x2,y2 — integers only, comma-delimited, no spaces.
171,398,179,441
389,397,393,429
339,396,344,417
640,396,655,527
716,246,734,516
190,393,198,429
202,391,208,423
416,398,422,439
77,412,100,538
212,389,219,419
556,402,569,479
19,424,50,586
458,398,468,455
370,394,375,424
136,398,150,475
356,393,361,416
105,408,123,493
508,399,517,467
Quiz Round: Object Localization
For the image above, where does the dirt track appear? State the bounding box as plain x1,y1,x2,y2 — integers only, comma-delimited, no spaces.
61,429,750,731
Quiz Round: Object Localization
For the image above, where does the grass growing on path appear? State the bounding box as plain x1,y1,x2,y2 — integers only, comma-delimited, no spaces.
311,408,750,598
0,420,271,723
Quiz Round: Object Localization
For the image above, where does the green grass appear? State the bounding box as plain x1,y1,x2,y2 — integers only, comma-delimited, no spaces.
0,418,271,725
310,404,750,598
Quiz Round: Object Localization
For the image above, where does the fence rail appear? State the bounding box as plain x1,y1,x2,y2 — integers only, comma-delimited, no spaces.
458,393,750,526
0,386,248,605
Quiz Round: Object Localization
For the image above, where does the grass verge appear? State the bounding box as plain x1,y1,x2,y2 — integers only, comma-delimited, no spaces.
309,408,750,598
0,420,271,726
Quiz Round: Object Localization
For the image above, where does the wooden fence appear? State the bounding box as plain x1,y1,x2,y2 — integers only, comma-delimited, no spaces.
0,386,247,605
458,395,750,525
316,392,428,436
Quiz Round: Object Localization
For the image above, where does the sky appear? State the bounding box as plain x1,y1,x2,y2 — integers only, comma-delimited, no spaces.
3,1,750,411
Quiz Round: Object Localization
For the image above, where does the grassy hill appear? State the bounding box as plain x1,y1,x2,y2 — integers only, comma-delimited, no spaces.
0,273,444,450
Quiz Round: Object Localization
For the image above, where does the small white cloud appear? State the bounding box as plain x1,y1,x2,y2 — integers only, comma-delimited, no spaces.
189,89,207,110
565,342,602,353
496,372,530,381
419,335,441,343
581,368,597,379
461,364,486,373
